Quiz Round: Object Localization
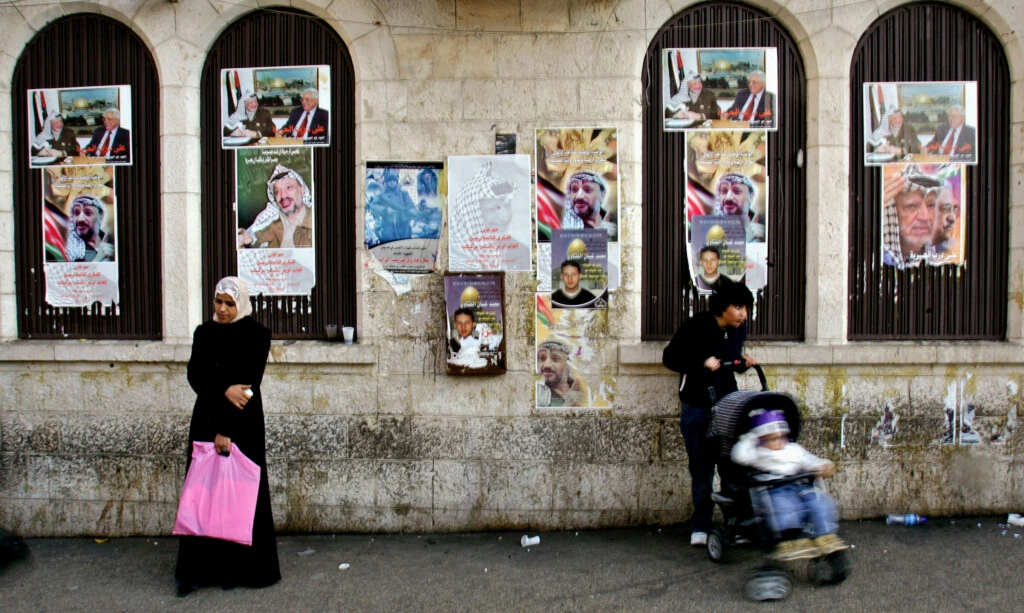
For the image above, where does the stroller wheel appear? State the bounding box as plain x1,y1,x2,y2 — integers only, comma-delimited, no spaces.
745,567,792,601
706,530,725,563
812,550,850,585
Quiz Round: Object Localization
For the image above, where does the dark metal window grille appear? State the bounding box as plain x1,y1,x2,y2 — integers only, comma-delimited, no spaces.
12,14,163,339
848,3,1010,340
200,9,356,339
641,3,807,341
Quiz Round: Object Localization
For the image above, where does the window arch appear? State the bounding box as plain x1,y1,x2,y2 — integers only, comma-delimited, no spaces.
641,2,807,341
200,9,356,339
848,3,1010,339
12,14,162,339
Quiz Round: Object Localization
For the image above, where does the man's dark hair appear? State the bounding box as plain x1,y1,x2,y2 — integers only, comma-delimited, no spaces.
699,245,721,259
709,283,754,317
560,260,582,274
453,307,475,322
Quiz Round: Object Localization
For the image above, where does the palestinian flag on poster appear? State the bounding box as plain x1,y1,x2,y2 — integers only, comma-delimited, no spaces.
43,201,68,262
536,294,554,328
536,176,562,241
686,178,714,221
225,70,243,114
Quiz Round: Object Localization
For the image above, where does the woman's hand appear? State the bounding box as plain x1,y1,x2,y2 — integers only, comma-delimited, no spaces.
215,433,232,455
743,354,759,367
704,357,721,371
225,384,252,410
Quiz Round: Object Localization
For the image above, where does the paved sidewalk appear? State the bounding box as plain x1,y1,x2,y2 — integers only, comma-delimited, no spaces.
1,516,1021,612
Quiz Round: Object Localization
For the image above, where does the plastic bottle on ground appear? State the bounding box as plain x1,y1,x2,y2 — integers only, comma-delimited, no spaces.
886,513,926,526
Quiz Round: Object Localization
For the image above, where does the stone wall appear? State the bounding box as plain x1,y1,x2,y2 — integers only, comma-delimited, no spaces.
0,1,1023,536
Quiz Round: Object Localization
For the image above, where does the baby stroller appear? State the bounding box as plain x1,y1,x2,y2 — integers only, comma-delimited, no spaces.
704,362,849,601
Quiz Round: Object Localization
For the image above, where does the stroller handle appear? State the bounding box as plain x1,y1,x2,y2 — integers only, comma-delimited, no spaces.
719,360,768,392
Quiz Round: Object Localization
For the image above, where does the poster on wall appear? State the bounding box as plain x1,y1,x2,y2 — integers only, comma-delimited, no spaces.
235,148,315,295
550,228,607,309
448,154,532,272
881,163,966,269
535,127,620,292
42,166,119,307
685,130,768,292
535,295,614,409
28,85,133,167
444,272,506,375
863,81,978,165
662,48,779,131
364,161,443,274
221,65,331,148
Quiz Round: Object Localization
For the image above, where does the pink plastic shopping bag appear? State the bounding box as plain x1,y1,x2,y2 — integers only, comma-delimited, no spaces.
172,441,261,546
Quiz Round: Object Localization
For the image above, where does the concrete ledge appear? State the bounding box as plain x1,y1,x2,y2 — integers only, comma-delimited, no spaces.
0,340,378,366
620,341,1024,368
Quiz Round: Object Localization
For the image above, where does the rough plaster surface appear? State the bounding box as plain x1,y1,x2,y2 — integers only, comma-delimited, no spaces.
0,0,1023,535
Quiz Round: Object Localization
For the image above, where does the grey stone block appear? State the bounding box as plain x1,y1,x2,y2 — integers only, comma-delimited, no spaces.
376,460,435,510
659,419,686,462
286,459,375,508
59,414,145,455
144,413,190,456
0,413,60,453
464,417,598,461
79,371,169,413
410,418,465,459
475,460,554,511
52,455,180,503
552,462,640,512
311,374,378,415
15,371,84,413
637,463,688,512
348,416,414,459
593,418,659,462
266,414,348,459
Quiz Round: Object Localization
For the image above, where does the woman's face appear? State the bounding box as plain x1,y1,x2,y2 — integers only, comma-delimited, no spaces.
213,293,238,323
720,304,747,328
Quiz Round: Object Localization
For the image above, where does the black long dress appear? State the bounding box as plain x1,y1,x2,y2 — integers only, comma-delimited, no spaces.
175,316,280,588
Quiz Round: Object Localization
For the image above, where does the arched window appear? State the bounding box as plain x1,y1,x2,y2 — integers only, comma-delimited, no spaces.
12,14,162,339
848,3,1010,339
641,3,807,341
200,9,356,338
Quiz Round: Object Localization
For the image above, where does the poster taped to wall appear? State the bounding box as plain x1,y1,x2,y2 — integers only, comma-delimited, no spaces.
28,85,133,167
863,81,978,165
881,163,965,269
365,161,444,274
42,166,119,307
535,127,619,291
662,48,779,131
448,154,532,272
535,295,614,409
235,148,315,295
550,228,608,309
221,65,331,148
444,272,506,375
685,130,768,292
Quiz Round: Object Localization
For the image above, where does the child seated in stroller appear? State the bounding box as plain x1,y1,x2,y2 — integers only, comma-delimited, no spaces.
731,408,850,561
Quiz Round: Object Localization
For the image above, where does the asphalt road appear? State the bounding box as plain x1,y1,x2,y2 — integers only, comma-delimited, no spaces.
1,516,1021,612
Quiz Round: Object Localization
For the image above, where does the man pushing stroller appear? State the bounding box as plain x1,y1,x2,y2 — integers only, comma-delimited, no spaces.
732,408,850,561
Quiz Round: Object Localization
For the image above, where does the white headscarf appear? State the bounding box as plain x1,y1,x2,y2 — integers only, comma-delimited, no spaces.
213,276,253,322
33,111,64,149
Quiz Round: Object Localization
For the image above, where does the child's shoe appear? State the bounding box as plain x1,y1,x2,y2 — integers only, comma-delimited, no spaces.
770,538,819,561
813,533,850,556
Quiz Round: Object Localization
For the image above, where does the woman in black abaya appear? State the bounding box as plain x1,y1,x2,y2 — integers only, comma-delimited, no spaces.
175,277,279,596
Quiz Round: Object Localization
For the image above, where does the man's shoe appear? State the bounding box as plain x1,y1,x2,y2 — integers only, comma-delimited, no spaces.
690,531,708,547
813,534,850,556
771,538,819,561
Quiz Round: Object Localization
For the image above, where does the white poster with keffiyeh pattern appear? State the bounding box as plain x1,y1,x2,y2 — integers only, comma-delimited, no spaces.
41,166,120,307
447,155,532,272
235,148,315,295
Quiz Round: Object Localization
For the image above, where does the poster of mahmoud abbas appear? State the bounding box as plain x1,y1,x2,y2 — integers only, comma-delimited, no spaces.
685,130,769,292
235,148,315,295
535,127,620,293
535,295,614,409
550,229,608,309
42,166,119,307
444,273,506,376
448,154,532,272
662,48,779,131
881,163,966,269
28,85,133,167
863,81,978,165
365,161,444,274
221,65,331,148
